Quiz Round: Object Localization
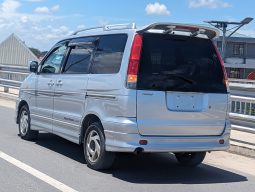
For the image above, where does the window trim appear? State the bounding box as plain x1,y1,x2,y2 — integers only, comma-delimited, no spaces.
59,33,128,75
233,43,244,56
38,40,70,75
61,37,98,75
61,44,95,75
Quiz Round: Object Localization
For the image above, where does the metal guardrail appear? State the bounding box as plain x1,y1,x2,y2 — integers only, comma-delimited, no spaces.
229,78,255,90
0,65,28,92
229,94,255,134
229,78,255,84
0,65,255,134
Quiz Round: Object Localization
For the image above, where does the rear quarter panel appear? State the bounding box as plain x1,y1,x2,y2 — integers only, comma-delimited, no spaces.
84,32,138,134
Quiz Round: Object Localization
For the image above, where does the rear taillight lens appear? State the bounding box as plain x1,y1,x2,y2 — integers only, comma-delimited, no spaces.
127,34,143,89
212,41,229,88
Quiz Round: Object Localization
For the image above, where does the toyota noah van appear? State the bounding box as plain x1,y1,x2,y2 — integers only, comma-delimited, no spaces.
16,23,231,170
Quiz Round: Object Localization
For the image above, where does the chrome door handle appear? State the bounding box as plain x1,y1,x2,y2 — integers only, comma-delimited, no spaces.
56,80,63,86
48,80,54,86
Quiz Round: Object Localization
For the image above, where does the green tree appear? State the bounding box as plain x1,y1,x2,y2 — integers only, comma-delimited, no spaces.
29,48,41,58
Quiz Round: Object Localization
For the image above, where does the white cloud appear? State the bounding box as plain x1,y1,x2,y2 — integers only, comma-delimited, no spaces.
34,5,60,14
188,0,231,9
77,24,85,29
20,15,28,23
0,0,70,50
51,5,60,12
145,2,170,15
34,6,49,13
238,29,255,38
97,18,109,26
25,0,45,2
1,0,20,13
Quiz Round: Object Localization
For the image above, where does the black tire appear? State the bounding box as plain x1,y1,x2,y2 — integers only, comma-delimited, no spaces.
18,105,38,141
175,152,206,167
83,122,115,170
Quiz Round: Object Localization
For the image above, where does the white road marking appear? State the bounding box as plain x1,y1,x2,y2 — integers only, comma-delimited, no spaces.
0,150,78,192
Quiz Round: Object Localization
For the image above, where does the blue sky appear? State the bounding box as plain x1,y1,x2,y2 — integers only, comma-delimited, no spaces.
0,0,254,50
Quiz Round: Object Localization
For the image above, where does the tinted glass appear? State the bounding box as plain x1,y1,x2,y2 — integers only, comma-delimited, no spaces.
137,33,227,93
231,101,235,112
63,45,93,74
241,102,245,114
251,104,255,116
236,102,240,113
246,103,251,115
41,45,67,74
91,34,127,74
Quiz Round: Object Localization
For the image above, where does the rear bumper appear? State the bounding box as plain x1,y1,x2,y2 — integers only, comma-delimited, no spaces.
104,120,231,153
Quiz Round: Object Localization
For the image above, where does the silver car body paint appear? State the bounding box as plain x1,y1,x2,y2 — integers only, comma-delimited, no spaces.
16,24,231,152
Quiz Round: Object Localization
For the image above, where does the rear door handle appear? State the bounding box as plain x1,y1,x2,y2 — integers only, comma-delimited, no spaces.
56,80,63,86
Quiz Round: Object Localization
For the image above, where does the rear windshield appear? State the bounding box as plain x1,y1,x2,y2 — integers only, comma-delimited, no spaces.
137,33,227,93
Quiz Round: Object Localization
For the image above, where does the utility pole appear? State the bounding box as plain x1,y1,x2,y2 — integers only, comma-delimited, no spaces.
221,23,227,61
205,17,253,62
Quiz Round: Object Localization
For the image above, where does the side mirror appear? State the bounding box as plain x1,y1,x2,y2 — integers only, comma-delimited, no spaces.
29,61,39,73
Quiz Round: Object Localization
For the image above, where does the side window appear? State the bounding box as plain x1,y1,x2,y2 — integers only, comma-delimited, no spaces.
63,45,93,74
233,44,244,56
41,45,67,74
91,34,127,74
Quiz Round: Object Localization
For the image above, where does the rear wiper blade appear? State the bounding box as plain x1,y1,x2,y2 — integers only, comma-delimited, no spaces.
170,74,194,84
153,72,195,84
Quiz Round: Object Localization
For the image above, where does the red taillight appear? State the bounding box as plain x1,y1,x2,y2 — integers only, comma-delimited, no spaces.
127,34,143,88
212,41,229,86
139,140,148,145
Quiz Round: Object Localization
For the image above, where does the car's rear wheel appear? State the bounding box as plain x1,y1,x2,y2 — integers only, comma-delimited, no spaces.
175,152,206,167
83,122,115,170
19,105,38,141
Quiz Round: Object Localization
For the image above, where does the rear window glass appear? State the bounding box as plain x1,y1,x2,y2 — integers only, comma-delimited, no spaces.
137,33,227,93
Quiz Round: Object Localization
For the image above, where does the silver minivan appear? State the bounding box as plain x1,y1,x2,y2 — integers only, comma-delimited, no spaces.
16,23,231,170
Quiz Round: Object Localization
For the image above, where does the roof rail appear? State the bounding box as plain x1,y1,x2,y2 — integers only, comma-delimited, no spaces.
72,26,103,35
72,23,136,36
104,23,136,31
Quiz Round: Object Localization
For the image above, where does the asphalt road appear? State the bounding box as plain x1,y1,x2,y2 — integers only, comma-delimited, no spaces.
0,101,255,192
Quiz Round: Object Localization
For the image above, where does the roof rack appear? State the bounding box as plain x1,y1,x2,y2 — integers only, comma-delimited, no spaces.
72,23,136,35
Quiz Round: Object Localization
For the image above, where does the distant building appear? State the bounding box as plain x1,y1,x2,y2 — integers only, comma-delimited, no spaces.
0,34,39,66
215,33,255,79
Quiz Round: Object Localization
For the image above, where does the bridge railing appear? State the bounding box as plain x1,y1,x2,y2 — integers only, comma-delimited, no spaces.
0,64,255,134
229,78,255,90
0,65,28,92
229,95,255,134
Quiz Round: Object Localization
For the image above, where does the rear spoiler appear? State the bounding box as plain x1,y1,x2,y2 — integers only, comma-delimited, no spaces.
137,23,219,39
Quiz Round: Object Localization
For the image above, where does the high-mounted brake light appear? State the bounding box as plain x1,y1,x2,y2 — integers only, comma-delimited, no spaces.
175,25,199,32
127,34,143,89
213,41,229,88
